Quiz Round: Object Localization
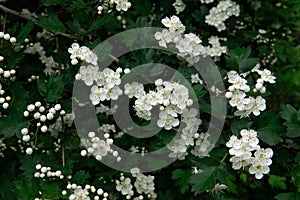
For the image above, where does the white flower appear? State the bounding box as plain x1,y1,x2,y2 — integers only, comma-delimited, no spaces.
116,177,133,195
154,29,173,48
229,153,252,170
161,16,185,33
157,111,179,130
90,86,107,105
79,65,98,86
124,82,145,98
69,188,90,200
258,69,276,83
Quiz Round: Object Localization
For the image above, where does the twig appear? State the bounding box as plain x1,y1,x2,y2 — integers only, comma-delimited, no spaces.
0,4,76,39
0,4,119,63
109,54,119,63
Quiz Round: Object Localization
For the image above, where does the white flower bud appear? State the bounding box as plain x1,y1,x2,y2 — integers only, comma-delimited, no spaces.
27,104,35,112
2,102,9,109
39,106,45,112
46,112,54,120
21,128,29,135
88,132,95,138
124,68,130,74
0,56,4,61
81,150,87,156
40,115,46,122
75,73,82,80
41,167,47,173
117,156,121,162
3,71,11,78
3,33,10,40
54,104,61,111
71,59,78,65
10,37,16,43
55,170,62,177
0,97,5,103
107,138,113,144
225,92,233,98
24,38,29,43
36,122,41,127
0,32,4,38
103,192,108,197
62,190,67,195
97,188,104,195
26,147,33,155
35,102,42,107
36,164,42,170
23,111,29,117
22,135,30,142
49,107,56,114
60,110,66,115
10,69,16,74
41,125,48,133
5,96,11,101
113,151,118,157
33,112,41,119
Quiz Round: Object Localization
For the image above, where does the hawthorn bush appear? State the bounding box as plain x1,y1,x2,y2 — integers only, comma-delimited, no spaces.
0,0,300,199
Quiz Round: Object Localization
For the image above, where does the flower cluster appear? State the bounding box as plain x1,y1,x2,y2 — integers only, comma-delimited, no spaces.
115,168,157,199
172,0,186,14
68,43,98,66
226,129,273,179
34,163,64,179
22,102,65,155
125,79,193,130
204,36,227,59
155,15,206,65
200,0,214,4
168,108,202,160
0,68,15,110
97,0,132,14
65,182,109,200
205,0,240,31
225,65,276,118
191,132,213,158
0,138,7,157
80,131,121,162
24,42,59,74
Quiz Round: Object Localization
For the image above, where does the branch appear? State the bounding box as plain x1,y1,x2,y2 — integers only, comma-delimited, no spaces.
0,4,119,62
0,4,76,39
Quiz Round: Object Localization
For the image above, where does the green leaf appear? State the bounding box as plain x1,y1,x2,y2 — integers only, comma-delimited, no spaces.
11,84,29,112
172,169,192,193
280,104,300,138
0,109,27,138
293,165,300,188
40,182,63,199
37,14,67,33
192,85,206,100
189,167,216,193
72,170,90,185
275,192,300,200
254,111,284,145
268,175,287,190
41,0,66,6
17,21,35,41
225,47,259,73
37,75,64,102
87,14,113,33
230,118,253,135
15,178,39,199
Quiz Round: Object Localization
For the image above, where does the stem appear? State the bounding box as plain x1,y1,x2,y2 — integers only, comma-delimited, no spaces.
220,152,228,163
